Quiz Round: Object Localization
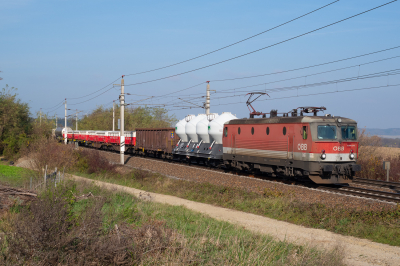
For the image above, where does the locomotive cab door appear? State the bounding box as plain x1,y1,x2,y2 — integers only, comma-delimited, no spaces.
288,126,294,159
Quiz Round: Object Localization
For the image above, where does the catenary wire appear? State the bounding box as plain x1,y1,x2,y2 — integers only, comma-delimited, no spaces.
161,68,400,108
167,83,400,111
210,68,400,100
124,0,341,77
50,1,341,106
53,43,400,109
177,55,400,97
209,47,400,82
67,77,121,100
45,2,398,110
137,62,400,106
123,1,398,87
45,101,65,113
42,99,65,110
131,46,400,104
213,68,400,96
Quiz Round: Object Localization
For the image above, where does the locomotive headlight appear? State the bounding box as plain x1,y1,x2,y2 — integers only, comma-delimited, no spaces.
349,150,355,159
321,150,326,160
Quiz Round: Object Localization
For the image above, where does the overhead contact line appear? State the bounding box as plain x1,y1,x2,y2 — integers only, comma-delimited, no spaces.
124,1,341,77
167,83,400,111
123,1,398,88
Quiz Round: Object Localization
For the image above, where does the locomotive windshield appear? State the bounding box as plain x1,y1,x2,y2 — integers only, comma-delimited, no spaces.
341,125,357,140
317,125,337,140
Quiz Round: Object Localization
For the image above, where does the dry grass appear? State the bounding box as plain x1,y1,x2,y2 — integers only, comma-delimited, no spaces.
358,129,400,181
0,181,196,265
361,146,400,160
0,178,346,266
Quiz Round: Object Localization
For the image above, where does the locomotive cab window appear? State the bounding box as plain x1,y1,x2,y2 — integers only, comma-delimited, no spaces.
317,125,337,140
341,126,357,140
283,127,286,136
251,127,254,135
224,127,228,137
302,126,307,140
266,127,270,135
238,127,241,135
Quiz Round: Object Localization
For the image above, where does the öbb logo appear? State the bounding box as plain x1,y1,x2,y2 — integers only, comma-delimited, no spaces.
297,144,307,151
333,146,345,151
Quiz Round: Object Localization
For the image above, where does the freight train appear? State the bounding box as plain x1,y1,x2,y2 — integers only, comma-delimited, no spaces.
54,106,361,184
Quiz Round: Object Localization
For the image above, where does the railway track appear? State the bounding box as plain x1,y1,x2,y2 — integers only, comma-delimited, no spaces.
87,147,400,204
318,185,400,204
353,178,400,191
132,154,400,204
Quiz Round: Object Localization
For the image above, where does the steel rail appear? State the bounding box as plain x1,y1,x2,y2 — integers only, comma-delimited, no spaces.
353,178,400,190
317,185,400,203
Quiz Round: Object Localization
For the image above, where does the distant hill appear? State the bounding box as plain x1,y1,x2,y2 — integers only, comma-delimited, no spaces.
365,128,400,136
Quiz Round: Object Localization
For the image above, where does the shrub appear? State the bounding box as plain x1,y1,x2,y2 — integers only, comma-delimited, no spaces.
73,149,116,174
1,181,188,265
21,136,76,177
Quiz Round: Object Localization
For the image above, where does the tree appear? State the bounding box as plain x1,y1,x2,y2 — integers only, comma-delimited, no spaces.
78,105,177,131
0,85,31,158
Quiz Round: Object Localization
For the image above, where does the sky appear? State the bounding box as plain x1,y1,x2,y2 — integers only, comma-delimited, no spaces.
1,0,399,129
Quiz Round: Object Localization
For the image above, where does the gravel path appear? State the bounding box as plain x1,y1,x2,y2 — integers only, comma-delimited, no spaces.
100,151,396,211
68,173,400,266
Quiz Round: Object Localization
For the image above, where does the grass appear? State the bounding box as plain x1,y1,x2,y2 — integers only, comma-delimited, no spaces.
0,164,35,187
74,170,400,247
0,178,344,265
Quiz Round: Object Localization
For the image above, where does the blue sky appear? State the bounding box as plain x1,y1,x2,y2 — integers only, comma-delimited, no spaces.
1,0,399,128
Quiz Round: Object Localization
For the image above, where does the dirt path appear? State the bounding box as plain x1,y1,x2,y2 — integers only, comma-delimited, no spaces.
68,174,400,266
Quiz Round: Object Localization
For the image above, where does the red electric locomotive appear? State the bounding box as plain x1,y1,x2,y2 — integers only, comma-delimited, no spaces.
222,107,360,184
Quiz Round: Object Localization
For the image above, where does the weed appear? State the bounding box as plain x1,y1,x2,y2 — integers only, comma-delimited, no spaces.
87,171,400,247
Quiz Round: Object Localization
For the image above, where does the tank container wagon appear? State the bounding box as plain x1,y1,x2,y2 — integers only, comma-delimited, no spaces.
173,107,361,184
174,112,237,162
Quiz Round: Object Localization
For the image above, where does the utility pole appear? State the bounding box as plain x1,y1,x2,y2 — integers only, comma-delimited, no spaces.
55,113,57,128
40,108,42,125
114,76,125,165
112,100,115,131
64,99,67,144
205,81,210,115
76,109,78,130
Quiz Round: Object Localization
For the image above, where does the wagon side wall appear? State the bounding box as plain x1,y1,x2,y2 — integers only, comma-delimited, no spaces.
136,128,180,153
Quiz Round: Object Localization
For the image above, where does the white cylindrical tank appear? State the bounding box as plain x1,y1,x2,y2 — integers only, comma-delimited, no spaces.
175,115,195,142
209,112,237,144
185,114,195,122
175,118,188,142
197,113,219,143
186,114,206,142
